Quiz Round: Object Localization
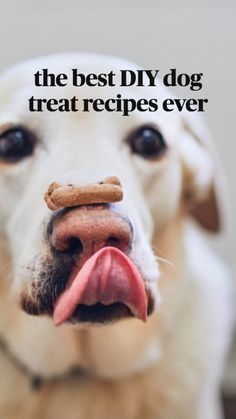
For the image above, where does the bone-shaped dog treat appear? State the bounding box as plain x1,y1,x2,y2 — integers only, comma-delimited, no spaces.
44,176,123,210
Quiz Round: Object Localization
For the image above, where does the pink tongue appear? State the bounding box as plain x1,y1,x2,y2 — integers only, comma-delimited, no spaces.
53,247,147,326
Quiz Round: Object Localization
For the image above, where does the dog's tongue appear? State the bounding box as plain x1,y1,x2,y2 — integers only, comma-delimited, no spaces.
53,247,147,326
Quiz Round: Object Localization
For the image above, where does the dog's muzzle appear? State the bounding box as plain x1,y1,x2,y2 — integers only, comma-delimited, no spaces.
45,204,152,325
21,178,155,325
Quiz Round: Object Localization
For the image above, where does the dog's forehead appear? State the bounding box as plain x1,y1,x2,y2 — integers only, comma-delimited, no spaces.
0,53,182,144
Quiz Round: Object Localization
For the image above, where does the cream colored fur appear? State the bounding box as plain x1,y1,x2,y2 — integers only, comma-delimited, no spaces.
0,53,232,419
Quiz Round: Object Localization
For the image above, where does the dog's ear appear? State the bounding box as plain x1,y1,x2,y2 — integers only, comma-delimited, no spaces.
180,111,228,233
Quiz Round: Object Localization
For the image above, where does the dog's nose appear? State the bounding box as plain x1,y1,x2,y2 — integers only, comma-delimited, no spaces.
48,206,133,257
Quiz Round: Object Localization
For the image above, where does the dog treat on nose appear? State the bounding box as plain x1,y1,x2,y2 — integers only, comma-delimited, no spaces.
44,176,123,210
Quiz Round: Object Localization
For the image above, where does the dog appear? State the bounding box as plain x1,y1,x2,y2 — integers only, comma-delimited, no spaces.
0,53,232,419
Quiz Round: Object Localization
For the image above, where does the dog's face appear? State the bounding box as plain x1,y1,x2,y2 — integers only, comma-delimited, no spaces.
0,54,221,377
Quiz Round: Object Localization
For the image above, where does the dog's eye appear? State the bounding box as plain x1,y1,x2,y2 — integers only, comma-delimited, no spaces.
0,127,35,163
127,126,167,159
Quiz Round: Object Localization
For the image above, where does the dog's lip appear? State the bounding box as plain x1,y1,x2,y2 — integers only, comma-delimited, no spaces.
53,246,149,326
68,302,133,324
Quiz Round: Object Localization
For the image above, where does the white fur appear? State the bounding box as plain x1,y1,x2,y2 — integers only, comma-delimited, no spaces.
0,53,232,419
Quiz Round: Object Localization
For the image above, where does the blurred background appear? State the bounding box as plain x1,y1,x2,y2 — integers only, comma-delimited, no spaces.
0,0,235,413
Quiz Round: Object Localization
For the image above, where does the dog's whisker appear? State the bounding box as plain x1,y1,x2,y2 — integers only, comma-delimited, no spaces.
156,256,175,267
152,245,177,268
152,244,172,259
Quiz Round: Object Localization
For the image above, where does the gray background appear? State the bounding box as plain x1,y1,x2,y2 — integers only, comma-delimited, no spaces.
0,0,235,275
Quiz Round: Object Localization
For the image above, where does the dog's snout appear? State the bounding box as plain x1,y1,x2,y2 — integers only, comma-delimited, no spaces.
48,206,133,257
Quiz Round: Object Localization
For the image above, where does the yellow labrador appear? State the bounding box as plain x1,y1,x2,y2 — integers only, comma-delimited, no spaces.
0,53,232,419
